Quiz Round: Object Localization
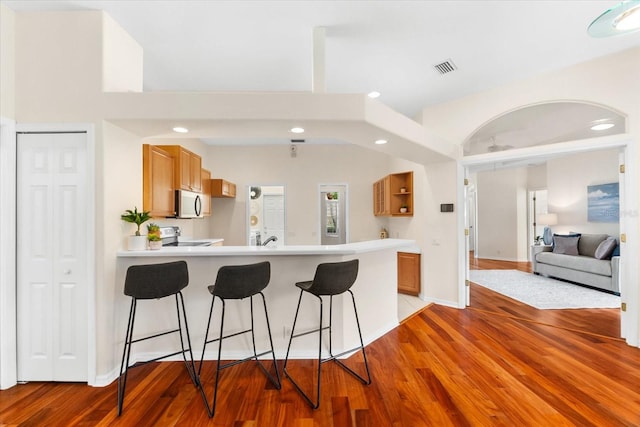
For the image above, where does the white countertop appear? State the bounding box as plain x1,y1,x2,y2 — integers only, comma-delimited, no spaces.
117,238,417,257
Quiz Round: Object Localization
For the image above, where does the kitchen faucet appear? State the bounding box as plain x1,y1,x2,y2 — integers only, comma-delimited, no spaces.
262,236,278,246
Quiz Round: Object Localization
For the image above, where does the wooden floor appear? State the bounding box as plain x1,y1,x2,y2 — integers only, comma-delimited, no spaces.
2,258,639,426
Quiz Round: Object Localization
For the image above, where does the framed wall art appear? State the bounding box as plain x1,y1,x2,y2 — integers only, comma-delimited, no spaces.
587,182,619,223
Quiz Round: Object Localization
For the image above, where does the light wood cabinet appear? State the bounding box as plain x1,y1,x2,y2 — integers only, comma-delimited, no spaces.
373,176,390,216
158,145,202,192
211,179,236,198
143,144,176,217
397,252,421,295
201,168,211,216
373,171,413,216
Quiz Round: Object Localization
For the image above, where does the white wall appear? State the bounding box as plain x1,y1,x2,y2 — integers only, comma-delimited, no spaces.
15,11,104,121
476,167,528,261
474,149,620,261
547,149,620,236
204,143,397,245
420,47,639,346
102,13,143,92
422,160,460,305
0,4,15,120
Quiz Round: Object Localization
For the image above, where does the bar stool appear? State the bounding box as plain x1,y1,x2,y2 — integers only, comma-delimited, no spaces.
117,260,201,416
283,259,371,409
199,261,281,418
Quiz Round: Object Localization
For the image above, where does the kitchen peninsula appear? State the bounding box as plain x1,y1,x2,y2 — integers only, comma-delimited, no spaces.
116,239,416,361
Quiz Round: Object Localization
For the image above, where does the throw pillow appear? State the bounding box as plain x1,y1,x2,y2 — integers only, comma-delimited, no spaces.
612,244,620,257
552,233,580,250
552,235,580,255
595,237,617,260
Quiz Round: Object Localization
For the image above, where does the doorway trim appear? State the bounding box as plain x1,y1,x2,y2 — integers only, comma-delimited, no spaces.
460,133,638,347
0,117,17,389
0,122,96,389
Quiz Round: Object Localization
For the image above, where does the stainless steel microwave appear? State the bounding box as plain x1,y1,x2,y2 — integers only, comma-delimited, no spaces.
175,190,203,218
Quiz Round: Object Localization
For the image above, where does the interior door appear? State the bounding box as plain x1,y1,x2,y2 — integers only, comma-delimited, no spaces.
17,132,88,382
263,193,285,244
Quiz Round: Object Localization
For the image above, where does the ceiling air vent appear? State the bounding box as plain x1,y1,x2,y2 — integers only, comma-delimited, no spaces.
433,59,457,75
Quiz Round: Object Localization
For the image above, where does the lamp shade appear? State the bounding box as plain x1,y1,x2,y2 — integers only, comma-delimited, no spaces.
538,213,558,226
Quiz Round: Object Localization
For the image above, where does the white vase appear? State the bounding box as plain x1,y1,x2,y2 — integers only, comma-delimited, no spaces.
127,235,147,251
148,240,163,250
400,207,408,213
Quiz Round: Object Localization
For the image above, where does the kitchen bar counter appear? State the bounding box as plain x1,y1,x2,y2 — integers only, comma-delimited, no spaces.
114,239,415,366
117,238,412,257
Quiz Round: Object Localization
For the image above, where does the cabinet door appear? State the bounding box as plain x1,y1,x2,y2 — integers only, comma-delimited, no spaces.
211,179,237,198
159,145,202,192
398,252,420,295
178,148,192,191
201,168,211,216
373,177,390,216
189,152,202,192
143,145,175,217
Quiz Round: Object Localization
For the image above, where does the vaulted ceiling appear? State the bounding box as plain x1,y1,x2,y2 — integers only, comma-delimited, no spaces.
4,0,639,150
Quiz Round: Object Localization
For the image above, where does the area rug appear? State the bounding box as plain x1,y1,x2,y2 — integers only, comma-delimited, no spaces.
469,269,620,310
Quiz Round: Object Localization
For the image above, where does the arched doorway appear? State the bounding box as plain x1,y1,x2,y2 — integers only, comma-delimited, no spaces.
460,100,634,341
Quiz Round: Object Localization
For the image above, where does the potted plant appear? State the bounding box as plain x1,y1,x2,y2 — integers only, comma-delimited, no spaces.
400,204,408,214
121,207,151,250
147,223,162,250
534,235,543,246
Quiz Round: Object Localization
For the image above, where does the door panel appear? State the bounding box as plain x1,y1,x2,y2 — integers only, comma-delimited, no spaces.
17,132,88,382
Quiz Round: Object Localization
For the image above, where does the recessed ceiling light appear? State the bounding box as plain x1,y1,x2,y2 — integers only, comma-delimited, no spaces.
588,0,640,37
591,123,615,131
172,126,189,133
368,91,381,99
374,139,388,145
290,127,305,134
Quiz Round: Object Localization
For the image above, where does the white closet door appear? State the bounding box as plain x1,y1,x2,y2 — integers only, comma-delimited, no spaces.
17,132,88,382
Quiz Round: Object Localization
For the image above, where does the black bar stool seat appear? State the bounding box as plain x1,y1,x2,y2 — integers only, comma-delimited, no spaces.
283,259,372,409
117,260,202,416
199,261,281,418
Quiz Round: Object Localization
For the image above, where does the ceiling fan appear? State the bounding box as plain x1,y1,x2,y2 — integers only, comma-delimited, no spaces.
486,136,514,153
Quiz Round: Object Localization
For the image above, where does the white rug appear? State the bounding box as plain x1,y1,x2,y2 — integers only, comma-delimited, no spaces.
469,269,620,310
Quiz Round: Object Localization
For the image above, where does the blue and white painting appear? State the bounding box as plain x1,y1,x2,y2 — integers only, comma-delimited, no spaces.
588,182,619,223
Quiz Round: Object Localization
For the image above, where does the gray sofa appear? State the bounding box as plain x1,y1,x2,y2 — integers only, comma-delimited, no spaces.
533,233,620,294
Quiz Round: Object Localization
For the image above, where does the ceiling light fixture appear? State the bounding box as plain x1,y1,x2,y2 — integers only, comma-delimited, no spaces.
290,127,305,134
588,0,640,37
368,91,381,99
591,123,615,131
172,126,189,133
374,139,388,145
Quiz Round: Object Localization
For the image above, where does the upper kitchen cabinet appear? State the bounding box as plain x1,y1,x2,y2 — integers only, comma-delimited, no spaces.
373,171,413,217
211,179,237,198
201,168,212,216
373,176,390,216
159,145,202,192
143,144,176,217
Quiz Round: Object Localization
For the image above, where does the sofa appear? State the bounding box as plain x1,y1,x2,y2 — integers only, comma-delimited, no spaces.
532,233,620,294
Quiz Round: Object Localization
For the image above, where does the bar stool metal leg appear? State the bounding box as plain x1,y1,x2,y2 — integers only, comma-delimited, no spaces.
116,261,204,416
199,291,281,418
283,259,371,409
118,293,203,416
117,298,137,416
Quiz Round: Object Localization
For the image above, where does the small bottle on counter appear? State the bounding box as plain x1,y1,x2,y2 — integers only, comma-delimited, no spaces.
380,227,388,239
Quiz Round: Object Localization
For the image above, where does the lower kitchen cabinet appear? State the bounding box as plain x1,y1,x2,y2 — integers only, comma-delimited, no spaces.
397,251,421,295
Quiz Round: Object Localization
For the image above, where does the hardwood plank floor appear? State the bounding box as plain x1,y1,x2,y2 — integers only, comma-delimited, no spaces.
2,257,638,426
469,253,621,338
